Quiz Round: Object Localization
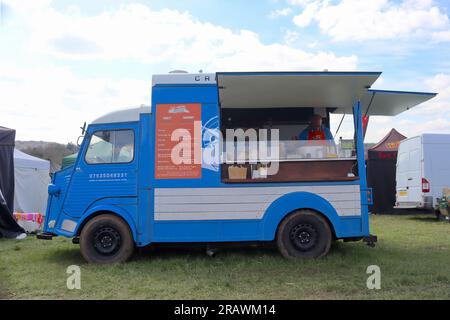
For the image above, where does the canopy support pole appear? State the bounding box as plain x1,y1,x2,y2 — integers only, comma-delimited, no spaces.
335,114,346,137
354,101,370,236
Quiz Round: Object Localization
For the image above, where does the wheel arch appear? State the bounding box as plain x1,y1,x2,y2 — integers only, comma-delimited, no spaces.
275,208,336,240
262,191,340,240
75,205,138,242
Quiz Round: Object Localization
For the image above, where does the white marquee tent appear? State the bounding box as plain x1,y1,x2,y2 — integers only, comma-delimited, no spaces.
13,149,50,214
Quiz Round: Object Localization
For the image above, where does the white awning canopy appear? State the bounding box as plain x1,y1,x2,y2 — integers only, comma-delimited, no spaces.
218,72,380,110
217,72,436,116
359,89,437,116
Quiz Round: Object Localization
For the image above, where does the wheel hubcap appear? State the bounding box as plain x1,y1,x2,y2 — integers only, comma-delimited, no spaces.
93,227,121,256
290,224,318,251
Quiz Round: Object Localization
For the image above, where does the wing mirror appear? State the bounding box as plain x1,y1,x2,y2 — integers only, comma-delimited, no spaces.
77,135,84,147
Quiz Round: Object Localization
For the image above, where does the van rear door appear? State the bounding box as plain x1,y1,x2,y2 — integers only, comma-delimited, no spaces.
396,143,409,205
396,137,422,207
406,139,422,205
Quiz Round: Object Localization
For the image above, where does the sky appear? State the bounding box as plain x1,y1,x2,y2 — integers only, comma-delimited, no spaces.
1,0,450,143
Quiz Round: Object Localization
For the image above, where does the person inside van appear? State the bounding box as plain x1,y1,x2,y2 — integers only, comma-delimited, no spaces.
298,114,335,146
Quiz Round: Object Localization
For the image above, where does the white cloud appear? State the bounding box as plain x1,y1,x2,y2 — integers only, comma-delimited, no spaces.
3,2,446,145
409,73,450,116
208,43,357,71
307,41,319,48
2,0,52,10
269,7,293,19
292,1,319,27
432,30,450,42
361,73,450,142
287,0,315,7
8,2,357,71
0,63,150,143
292,0,450,42
0,1,359,142
364,116,450,143
425,73,450,101
330,72,450,143
283,30,300,44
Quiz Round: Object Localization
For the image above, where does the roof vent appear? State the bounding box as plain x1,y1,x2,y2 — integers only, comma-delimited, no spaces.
169,70,188,74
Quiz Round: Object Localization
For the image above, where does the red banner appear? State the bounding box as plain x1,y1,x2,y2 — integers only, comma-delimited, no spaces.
362,115,370,139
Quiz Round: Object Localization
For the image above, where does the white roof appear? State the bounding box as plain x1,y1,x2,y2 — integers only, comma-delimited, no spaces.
421,133,450,144
152,73,216,86
14,149,50,170
92,106,151,124
217,72,381,110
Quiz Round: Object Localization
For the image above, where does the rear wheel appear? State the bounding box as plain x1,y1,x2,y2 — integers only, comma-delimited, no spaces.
80,214,134,264
276,210,332,259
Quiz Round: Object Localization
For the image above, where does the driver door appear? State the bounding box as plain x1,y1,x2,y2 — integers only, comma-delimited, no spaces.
62,124,139,219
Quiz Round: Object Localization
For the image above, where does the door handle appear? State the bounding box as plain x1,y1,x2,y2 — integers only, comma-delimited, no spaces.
408,178,413,181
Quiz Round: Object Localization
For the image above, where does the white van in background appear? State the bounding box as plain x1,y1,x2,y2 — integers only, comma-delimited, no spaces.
395,134,450,211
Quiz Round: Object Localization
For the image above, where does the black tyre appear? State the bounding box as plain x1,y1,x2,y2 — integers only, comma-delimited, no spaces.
80,214,134,264
276,210,332,259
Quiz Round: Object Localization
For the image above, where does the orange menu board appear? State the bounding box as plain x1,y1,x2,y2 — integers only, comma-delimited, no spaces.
155,103,202,179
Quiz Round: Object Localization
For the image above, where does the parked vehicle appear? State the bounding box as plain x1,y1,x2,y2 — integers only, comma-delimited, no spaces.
39,71,436,263
395,134,450,211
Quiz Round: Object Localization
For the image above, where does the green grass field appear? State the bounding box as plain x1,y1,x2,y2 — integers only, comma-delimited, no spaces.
1,214,449,300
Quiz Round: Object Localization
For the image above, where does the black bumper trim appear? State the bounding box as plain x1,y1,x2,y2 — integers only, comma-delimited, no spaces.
36,233,56,240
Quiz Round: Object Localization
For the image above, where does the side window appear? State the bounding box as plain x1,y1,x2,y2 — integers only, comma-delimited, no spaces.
85,130,134,164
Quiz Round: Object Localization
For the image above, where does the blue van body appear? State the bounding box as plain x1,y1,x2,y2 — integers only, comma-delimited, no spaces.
43,72,377,248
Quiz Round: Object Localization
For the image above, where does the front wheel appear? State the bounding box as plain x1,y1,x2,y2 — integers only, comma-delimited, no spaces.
276,210,332,259
80,214,134,264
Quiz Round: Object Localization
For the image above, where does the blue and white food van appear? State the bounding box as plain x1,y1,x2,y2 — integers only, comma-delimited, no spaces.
39,71,436,263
